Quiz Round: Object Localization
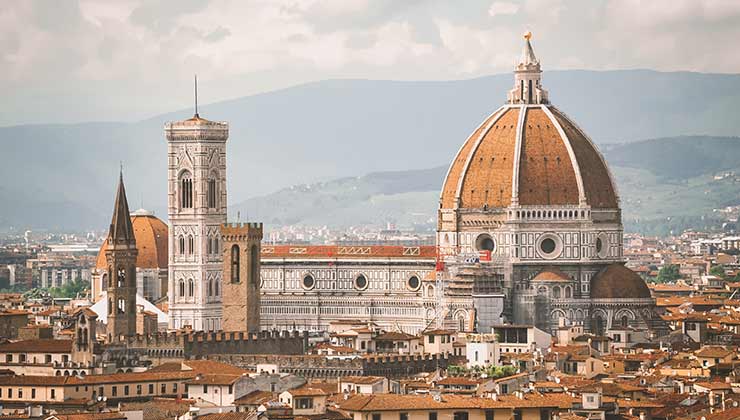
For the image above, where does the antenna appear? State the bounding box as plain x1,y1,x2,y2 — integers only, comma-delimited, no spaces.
194,74,199,117
119,161,123,179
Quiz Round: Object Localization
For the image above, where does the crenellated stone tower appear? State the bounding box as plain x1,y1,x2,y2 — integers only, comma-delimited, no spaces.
105,172,138,341
221,223,263,333
166,107,229,332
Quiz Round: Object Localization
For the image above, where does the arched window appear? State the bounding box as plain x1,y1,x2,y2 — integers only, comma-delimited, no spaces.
179,171,193,209
187,235,194,255
552,286,561,299
231,245,240,283
101,273,108,291
179,236,185,256
214,236,219,255
250,245,259,286
565,286,572,298
178,280,185,297
207,176,217,208
188,279,194,297
214,279,219,296
207,237,212,255
621,315,629,328
208,279,213,297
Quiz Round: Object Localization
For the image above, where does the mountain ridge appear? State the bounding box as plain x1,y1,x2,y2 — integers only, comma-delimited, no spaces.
3,70,740,231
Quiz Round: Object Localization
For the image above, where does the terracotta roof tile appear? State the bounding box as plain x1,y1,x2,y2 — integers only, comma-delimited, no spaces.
0,339,72,353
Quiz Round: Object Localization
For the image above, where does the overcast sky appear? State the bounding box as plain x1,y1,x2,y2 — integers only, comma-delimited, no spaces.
2,0,740,126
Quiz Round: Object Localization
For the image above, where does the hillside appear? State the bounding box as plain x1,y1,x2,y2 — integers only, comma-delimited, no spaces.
232,136,740,236
3,70,740,231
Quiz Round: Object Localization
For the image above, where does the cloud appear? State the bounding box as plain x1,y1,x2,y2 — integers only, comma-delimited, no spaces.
488,1,519,17
1,0,740,126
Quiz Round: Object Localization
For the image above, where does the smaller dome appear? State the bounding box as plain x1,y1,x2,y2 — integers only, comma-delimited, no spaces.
532,268,571,282
590,264,651,299
96,212,168,270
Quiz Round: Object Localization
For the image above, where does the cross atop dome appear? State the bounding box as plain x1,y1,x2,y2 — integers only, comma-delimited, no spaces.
507,32,549,105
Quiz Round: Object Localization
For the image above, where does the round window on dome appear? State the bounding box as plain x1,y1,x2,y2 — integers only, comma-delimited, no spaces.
596,233,609,259
475,234,495,252
407,275,420,291
537,234,562,260
302,274,315,290
354,274,368,290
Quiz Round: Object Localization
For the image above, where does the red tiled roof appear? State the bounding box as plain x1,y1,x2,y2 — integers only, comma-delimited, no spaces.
339,393,576,411
0,339,72,353
286,386,329,397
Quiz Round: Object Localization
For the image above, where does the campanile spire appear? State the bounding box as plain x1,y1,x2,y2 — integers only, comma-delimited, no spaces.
507,31,549,105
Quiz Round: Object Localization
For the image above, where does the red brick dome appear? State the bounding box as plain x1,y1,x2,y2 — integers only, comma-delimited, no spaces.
95,210,168,270
440,105,618,211
590,264,651,299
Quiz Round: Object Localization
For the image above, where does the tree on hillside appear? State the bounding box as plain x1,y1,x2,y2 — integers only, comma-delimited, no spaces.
655,265,681,283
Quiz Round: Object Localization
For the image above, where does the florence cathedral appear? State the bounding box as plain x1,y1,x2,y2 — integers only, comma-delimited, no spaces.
92,34,663,337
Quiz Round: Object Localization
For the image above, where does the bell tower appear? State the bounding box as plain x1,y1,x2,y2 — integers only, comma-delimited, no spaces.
166,78,229,331
105,171,138,341
221,223,263,333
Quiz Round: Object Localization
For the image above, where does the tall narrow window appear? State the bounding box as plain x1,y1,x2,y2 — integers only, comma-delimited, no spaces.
528,79,533,103
214,279,219,296
207,237,212,255
179,280,185,297
207,177,217,208
180,172,193,209
179,236,185,256
188,279,194,297
188,235,194,255
520,79,524,101
208,279,213,297
231,245,240,283
250,245,259,286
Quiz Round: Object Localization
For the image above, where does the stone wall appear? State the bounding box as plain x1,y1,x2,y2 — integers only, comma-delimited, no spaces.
122,330,307,360
208,353,465,378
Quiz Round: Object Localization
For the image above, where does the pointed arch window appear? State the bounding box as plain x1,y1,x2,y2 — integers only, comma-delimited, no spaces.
207,237,212,255
207,175,217,209
231,245,240,283
188,235,194,255
179,236,185,256
214,278,219,296
178,280,185,298
208,279,213,297
179,171,193,209
188,279,194,297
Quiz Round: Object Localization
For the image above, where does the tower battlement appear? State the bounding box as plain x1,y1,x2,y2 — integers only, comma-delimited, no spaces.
221,223,264,241
122,330,308,359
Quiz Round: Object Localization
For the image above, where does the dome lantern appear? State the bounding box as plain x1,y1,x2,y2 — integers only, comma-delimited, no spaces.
507,32,549,105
